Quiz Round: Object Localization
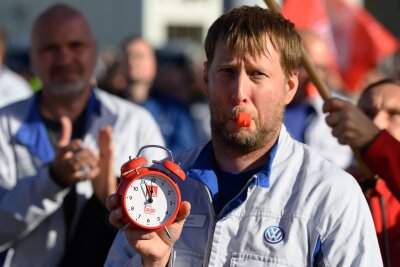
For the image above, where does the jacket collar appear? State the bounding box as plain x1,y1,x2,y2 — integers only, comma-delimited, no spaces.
186,137,279,197
15,90,101,164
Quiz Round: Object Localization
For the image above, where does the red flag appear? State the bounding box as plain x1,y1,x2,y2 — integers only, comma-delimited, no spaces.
283,0,399,92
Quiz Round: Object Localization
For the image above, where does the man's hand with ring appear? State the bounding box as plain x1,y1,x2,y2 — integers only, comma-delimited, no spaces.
50,116,100,187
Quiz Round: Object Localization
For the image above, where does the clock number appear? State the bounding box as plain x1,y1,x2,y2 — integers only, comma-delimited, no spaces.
157,217,161,221
137,214,141,220
130,206,134,211
168,190,171,195
151,178,156,182
165,211,169,215
127,196,132,200
147,219,150,223
141,179,146,184
169,201,174,205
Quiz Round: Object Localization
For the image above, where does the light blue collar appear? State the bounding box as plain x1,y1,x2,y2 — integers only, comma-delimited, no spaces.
186,139,279,198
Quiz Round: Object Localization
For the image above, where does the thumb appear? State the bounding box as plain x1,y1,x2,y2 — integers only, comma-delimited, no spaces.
98,126,113,158
58,116,72,148
175,201,191,223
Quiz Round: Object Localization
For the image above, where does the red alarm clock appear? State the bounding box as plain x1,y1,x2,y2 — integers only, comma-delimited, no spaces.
117,145,186,236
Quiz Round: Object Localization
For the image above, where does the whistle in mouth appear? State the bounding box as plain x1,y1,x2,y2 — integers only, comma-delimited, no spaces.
237,112,251,127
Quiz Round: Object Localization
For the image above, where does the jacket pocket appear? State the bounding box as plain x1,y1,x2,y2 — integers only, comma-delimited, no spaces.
230,252,306,267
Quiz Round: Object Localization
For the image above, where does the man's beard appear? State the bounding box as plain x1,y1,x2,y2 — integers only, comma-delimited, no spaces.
47,79,87,97
210,114,282,154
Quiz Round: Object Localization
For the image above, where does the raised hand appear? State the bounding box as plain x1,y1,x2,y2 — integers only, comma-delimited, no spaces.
323,98,381,150
50,116,100,187
92,126,117,205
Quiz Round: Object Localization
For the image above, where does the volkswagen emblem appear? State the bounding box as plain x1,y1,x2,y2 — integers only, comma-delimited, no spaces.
264,226,285,244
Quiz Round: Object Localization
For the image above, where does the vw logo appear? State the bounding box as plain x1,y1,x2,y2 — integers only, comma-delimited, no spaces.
264,226,285,244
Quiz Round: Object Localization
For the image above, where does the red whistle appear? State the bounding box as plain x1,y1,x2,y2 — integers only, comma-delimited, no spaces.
237,112,251,127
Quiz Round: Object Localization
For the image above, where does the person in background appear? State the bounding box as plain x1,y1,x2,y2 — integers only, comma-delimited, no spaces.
120,36,200,154
105,6,382,266
324,78,400,267
120,36,157,104
284,29,353,169
0,25,32,108
0,4,165,267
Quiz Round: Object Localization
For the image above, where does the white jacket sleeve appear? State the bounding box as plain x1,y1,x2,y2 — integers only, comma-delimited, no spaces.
0,157,68,251
316,176,383,266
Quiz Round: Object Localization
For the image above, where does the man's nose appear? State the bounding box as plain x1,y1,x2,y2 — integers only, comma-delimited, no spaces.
55,47,73,64
373,111,388,130
231,71,249,105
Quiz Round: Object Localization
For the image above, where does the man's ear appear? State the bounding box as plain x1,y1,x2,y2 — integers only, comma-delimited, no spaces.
202,61,209,96
285,70,299,105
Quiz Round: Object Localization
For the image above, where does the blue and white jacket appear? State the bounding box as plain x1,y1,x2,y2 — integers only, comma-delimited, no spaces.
0,89,165,267
105,126,382,267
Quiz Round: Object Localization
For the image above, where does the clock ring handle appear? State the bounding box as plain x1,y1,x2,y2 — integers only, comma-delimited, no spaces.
135,145,174,162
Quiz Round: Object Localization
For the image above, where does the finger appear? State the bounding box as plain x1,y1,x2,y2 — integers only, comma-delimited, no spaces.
322,98,335,113
325,112,340,128
331,120,346,139
109,207,125,228
322,97,348,113
71,164,100,180
175,201,191,222
58,116,72,148
58,139,82,161
98,126,114,176
72,148,99,169
95,126,117,199
106,194,120,212
98,126,113,157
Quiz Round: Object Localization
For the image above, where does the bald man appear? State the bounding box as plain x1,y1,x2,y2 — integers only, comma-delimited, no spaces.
0,4,165,267
284,29,352,169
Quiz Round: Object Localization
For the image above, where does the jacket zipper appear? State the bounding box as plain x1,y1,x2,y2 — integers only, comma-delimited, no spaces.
203,175,257,266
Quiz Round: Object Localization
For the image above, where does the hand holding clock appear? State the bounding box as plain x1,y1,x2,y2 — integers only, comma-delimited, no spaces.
106,193,191,267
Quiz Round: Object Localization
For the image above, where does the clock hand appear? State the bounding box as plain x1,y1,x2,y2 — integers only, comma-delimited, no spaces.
140,181,147,199
143,181,153,203
150,180,154,196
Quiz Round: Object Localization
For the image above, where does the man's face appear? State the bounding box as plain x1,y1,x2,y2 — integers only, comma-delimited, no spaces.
125,40,156,84
30,16,96,97
358,83,400,141
296,36,332,102
203,37,298,152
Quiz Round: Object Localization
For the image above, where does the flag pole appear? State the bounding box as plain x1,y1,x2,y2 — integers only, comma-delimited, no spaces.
264,0,374,180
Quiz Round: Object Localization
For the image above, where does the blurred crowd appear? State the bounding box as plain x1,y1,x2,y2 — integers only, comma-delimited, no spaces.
0,2,399,267
1,20,399,155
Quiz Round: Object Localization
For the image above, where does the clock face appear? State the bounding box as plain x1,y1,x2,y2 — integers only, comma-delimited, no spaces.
123,172,180,229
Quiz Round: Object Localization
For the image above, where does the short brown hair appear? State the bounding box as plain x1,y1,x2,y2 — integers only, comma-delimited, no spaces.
204,6,302,78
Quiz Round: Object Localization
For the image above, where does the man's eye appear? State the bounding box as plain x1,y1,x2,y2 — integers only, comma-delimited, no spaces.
250,71,265,77
41,45,58,53
220,68,234,73
70,42,84,50
218,68,235,76
389,110,400,118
